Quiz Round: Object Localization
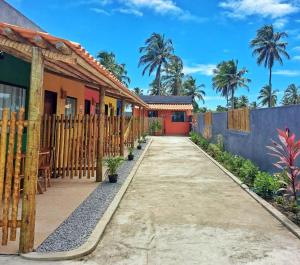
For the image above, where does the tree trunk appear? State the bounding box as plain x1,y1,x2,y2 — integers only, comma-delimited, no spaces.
269,66,272,108
231,90,235,110
155,64,162,95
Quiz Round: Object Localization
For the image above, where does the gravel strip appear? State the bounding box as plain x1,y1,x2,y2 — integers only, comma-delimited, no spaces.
36,141,148,253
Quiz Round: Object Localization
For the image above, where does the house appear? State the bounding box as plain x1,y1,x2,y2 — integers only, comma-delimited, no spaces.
0,0,118,117
0,21,147,254
140,95,193,136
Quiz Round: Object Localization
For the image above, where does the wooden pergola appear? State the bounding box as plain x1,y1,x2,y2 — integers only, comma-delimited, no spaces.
0,22,147,253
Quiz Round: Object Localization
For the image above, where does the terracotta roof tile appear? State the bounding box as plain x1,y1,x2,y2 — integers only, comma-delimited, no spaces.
0,22,147,107
148,104,193,111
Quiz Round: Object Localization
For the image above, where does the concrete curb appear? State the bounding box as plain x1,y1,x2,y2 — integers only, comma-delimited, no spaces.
188,138,300,240
21,139,153,261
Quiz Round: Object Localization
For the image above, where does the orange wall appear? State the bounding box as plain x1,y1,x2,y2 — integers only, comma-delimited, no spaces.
144,109,192,136
158,110,191,136
43,72,85,115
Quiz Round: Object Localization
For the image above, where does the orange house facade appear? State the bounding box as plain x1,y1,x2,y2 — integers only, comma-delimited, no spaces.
140,96,193,136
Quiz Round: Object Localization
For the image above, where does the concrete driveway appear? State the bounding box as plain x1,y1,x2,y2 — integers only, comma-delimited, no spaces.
1,136,300,265
84,136,300,265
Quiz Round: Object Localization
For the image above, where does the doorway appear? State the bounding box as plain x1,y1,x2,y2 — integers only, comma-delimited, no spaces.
85,100,91,115
44,90,57,115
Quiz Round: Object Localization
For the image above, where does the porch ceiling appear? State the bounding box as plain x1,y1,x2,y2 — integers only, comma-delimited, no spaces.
0,22,148,108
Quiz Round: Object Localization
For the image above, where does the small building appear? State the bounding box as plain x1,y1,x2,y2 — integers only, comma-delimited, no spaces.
140,95,193,136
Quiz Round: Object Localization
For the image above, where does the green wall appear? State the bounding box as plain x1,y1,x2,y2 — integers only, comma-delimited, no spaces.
0,53,31,151
0,53,30,88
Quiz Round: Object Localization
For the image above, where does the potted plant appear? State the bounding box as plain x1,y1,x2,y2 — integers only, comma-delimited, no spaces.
137,139,142,149
104,156,124,183
150,120,162,136
128,147,134,161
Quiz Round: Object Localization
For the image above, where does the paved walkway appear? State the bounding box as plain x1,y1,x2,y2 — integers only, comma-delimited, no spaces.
1,136,300,264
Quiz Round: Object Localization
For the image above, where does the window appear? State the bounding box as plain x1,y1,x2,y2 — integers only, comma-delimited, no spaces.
65,96,77,117
148,111,158,118
172,111,185,122
0,83,26,116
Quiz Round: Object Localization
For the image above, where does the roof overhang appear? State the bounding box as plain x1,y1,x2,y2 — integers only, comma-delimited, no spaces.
148,104,193,111
0,22,148,108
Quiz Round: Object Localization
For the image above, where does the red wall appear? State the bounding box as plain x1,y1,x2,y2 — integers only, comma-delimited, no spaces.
85,87,99,114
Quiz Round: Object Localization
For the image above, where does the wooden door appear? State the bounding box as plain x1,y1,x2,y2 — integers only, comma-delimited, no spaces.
44,90,57,115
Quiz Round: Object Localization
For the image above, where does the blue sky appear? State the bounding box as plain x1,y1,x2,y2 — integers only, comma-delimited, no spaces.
6,0,300,109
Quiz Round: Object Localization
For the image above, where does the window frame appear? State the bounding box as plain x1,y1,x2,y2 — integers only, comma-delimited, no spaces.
65,96,77,117
0,82,26,117
172,111,186,122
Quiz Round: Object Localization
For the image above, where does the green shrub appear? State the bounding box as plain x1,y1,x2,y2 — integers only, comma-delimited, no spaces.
190,132,209,150
238,160,259,187
219,151,234,166
207,143,223,160
190,132,199,143
198,137,209,150
230,156,246,175
215,134,224,151
253,172,280,199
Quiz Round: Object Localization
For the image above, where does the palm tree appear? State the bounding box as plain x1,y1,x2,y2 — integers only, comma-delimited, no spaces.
238,95,249,108
148,80,167,96
133,87,143,96
183,76,205,111
227,60,250,109
162,56,184,95
213,60,250,110
250,101,258,109
216,105,228,112
212,61,231,107
139,33,174,95
281,84,300,105
258,85,278,107
97,51,131,86
250,25,290,89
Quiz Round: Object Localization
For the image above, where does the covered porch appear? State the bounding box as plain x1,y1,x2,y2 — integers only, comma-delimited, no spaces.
0,22,148,254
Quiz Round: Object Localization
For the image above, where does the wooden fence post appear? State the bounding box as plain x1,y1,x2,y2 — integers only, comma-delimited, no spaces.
131,104,135,148
120,99,125,156
139,107,143,139
96,87,105,182
20,47,44,253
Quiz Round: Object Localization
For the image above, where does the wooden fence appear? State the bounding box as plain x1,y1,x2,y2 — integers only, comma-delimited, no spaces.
203,112,212,139
0,110,142,247
0,108,26,246
228,108,250,132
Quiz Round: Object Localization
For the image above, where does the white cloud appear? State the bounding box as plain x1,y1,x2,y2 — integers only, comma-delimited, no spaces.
292,46,300,51
183,64,216,76
90,7,110,15
219,0,299,19
273,18,288,29
292,55,300,60
273,69,300,76
122,0,181,15
115,8,143,16
83,0,202,21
